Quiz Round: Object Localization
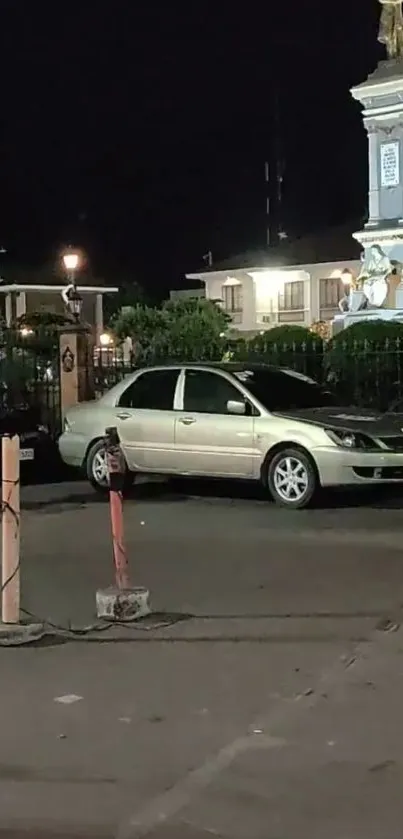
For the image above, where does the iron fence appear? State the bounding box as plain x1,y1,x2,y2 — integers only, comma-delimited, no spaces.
3,328,403,428
92,337,403,412
93,346,135,397
0,329,61,435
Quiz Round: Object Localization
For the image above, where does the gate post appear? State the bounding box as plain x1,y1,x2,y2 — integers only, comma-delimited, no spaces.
58,325,95,421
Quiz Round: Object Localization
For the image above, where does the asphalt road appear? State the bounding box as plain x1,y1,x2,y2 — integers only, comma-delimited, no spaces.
1,479,403,836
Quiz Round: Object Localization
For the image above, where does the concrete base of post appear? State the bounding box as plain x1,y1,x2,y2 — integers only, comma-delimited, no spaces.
96,586,150,622
0,621,45,646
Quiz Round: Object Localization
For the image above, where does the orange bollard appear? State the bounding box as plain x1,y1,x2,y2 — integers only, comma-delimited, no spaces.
96,426,149,622
1,435,20,624
105,426,129,590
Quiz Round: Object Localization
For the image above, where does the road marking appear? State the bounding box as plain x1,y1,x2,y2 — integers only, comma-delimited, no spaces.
117,629,400,839
118,735,286,839
54,694,83,704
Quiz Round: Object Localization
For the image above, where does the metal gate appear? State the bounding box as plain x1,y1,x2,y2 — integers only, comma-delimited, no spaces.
0,329,61,436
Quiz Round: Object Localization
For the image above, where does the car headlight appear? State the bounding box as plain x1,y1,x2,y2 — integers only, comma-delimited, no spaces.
325,428,377,450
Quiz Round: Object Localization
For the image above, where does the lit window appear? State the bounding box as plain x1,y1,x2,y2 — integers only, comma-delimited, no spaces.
221,284,243,312
278,281,304,311
320,278,343,309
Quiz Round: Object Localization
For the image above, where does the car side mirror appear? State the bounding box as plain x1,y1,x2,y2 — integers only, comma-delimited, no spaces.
227,399,246,415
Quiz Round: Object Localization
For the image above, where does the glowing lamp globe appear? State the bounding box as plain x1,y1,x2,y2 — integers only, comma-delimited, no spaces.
63,252,80,272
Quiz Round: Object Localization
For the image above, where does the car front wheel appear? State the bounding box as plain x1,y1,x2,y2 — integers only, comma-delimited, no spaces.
86,439,134,493
267,447,318,509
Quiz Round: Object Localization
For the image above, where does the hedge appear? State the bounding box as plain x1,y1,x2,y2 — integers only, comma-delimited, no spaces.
325,320,403,409
231,325,324,381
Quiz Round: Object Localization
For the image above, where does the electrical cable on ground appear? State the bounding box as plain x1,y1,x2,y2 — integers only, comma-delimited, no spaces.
0,479,173,646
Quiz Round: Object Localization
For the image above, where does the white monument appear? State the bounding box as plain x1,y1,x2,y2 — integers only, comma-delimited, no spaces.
333,0,403,332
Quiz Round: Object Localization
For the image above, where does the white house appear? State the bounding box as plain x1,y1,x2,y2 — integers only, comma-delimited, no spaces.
186,259,361,333
185,224,364,332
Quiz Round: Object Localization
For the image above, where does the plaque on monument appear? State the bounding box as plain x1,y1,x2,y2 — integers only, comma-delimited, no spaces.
380,141,400,187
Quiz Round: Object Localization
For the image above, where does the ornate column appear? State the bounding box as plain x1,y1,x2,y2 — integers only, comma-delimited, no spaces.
365,123,381,226
95,293,104,343
58,325,95,420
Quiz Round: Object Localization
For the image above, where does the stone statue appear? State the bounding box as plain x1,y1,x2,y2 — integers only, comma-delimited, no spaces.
339,245,395,313
357,244,392,307
378,0,403,60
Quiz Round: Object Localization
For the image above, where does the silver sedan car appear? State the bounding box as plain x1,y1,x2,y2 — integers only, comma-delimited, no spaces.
58,362,403,509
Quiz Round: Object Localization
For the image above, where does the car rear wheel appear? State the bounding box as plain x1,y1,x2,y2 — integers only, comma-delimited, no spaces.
86,439,134,493
267,447,318,509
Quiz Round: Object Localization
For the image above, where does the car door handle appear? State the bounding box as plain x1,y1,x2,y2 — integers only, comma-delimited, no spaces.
116,412,132,420
179,417,196,425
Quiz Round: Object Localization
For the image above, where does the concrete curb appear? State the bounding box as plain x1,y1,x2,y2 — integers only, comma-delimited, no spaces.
0,622,45,646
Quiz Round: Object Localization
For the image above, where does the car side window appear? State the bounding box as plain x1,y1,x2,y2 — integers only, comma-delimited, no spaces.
183,370,245,414
118,369,179,410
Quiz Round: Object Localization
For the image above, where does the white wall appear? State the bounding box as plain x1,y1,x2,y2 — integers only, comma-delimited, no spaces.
251,269,310,327
203,270,257,331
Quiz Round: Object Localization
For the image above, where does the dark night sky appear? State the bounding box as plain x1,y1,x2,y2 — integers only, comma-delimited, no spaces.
0,1,384,297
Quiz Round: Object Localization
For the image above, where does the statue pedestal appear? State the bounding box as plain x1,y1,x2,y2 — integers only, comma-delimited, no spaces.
332,307,403,335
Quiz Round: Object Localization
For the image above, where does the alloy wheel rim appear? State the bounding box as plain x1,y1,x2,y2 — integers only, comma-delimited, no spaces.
273,456,308,502
92,449,109,486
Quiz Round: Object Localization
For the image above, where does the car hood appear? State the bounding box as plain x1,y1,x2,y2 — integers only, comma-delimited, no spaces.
271,406,403,437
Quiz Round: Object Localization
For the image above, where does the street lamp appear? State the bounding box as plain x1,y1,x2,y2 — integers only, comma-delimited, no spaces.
99,332,113,347
62,250,80,277
62,248,83,322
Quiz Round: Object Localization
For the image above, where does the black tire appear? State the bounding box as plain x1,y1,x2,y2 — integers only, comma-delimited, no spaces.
267,447,319,509
86,438,134,493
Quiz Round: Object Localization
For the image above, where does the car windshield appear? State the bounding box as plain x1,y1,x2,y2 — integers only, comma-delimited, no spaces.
234,369,337,411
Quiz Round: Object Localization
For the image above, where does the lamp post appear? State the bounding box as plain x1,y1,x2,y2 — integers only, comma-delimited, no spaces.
62,249,83,323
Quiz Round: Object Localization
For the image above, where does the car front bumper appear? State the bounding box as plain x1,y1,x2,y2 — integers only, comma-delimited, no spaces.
314,446,403,487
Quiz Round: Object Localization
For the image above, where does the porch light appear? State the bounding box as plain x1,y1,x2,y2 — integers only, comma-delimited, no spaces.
99,332,113,347
341,269,353,286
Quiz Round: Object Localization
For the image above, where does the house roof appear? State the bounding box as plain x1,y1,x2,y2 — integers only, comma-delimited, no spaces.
0,284,119,294
187,222,363,275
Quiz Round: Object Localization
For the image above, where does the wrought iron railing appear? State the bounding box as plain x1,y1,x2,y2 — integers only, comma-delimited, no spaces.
92,337,403,412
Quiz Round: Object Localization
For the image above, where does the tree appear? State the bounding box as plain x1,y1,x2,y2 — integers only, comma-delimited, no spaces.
110,298,230,363
13,311,70,356
160,298,231,361
110,303,169,362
